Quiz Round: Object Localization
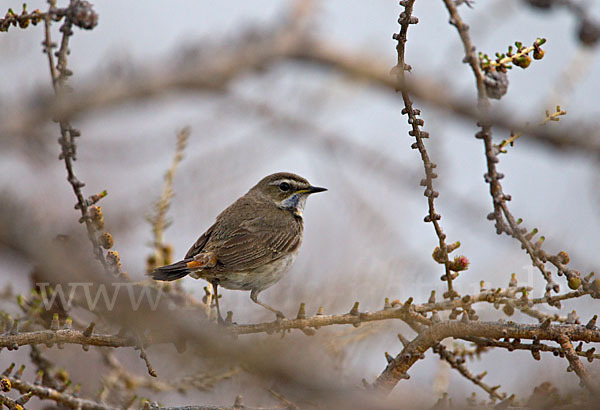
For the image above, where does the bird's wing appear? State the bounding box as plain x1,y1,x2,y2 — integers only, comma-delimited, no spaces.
210,216,302,271
184,223,215,259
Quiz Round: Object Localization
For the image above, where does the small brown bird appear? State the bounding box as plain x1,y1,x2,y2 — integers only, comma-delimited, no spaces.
150,172,326,321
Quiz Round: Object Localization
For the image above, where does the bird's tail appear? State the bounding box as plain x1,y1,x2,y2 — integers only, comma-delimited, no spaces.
150,259,193,281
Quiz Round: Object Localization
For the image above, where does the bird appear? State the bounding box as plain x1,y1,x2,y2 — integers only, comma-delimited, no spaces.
150,172,327,321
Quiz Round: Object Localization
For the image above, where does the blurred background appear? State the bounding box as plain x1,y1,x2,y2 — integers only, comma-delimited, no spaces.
1,0,600,408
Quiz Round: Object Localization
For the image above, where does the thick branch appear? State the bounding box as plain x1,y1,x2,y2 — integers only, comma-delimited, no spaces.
0,285,591,347
0,328,134,349
373,320,600,393
231,305,431,335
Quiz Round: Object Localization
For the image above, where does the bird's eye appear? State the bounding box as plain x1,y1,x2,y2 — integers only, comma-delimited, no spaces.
279,182,291,192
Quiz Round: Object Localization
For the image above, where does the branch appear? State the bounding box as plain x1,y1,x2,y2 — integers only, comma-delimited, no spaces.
441,0,589,295
7,376,114,410
101,352,240,395
142,394,289,410
146,127,190,273
2,27,599,156
465,335,600,362
0,284,592,347
373,320,600,393
393,0,463,301
0,2,96,33
0,392,24,410
557,334,600,395
230,301,431,335
41,0,120,278
435,343,508,401
0,328,135,350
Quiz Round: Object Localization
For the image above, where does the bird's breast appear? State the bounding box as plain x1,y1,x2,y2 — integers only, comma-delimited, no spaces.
216,250,299,292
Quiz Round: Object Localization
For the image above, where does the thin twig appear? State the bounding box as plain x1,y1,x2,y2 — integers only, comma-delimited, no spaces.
557,334,600,395
42,0,114,276
147,127,190,272
435,343,507,401
465,335,600,362
9,376,115,410
394,2,459,300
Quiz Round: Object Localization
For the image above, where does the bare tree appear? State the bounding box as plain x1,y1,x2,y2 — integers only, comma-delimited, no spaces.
1,0,599,409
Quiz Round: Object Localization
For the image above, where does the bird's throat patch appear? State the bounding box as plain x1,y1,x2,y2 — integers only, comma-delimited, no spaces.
280,193,307,218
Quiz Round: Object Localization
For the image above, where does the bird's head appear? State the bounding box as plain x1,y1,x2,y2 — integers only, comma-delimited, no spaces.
252,172,327,217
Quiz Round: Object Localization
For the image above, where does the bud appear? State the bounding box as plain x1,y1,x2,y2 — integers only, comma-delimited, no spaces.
557,251,570,264
568,276,581,290
446,241,461,253
88,206,104,230
513,55,531,69
107,250,122,272
99,232,114,249
432,246,445,264
0,377,10,392
55,369,69,383
502,304,515,316
68,0,99,30
449,255,470,272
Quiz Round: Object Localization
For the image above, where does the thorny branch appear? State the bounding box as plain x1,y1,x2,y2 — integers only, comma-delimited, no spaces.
0,0,599,407
557,334,600,395
0,328,135,350
1,290,598,345
40,0,120,279
143,395,287,410
100,352,241,397
4,373,113,410
441,0,589,297
434,0,599,399
435,343,508,401
465,335,600,364
393,0,461,301
373,319,600,394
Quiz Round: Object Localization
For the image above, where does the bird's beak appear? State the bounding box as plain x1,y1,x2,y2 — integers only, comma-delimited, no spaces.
307,185,327,194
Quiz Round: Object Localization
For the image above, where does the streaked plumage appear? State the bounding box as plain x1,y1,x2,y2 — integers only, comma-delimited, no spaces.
150,172,326,320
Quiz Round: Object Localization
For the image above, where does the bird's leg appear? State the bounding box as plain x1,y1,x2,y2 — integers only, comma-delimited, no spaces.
250,289,285,319
211,282,225,324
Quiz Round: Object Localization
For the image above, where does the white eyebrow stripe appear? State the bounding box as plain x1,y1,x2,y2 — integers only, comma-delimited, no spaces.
269,179,295,186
